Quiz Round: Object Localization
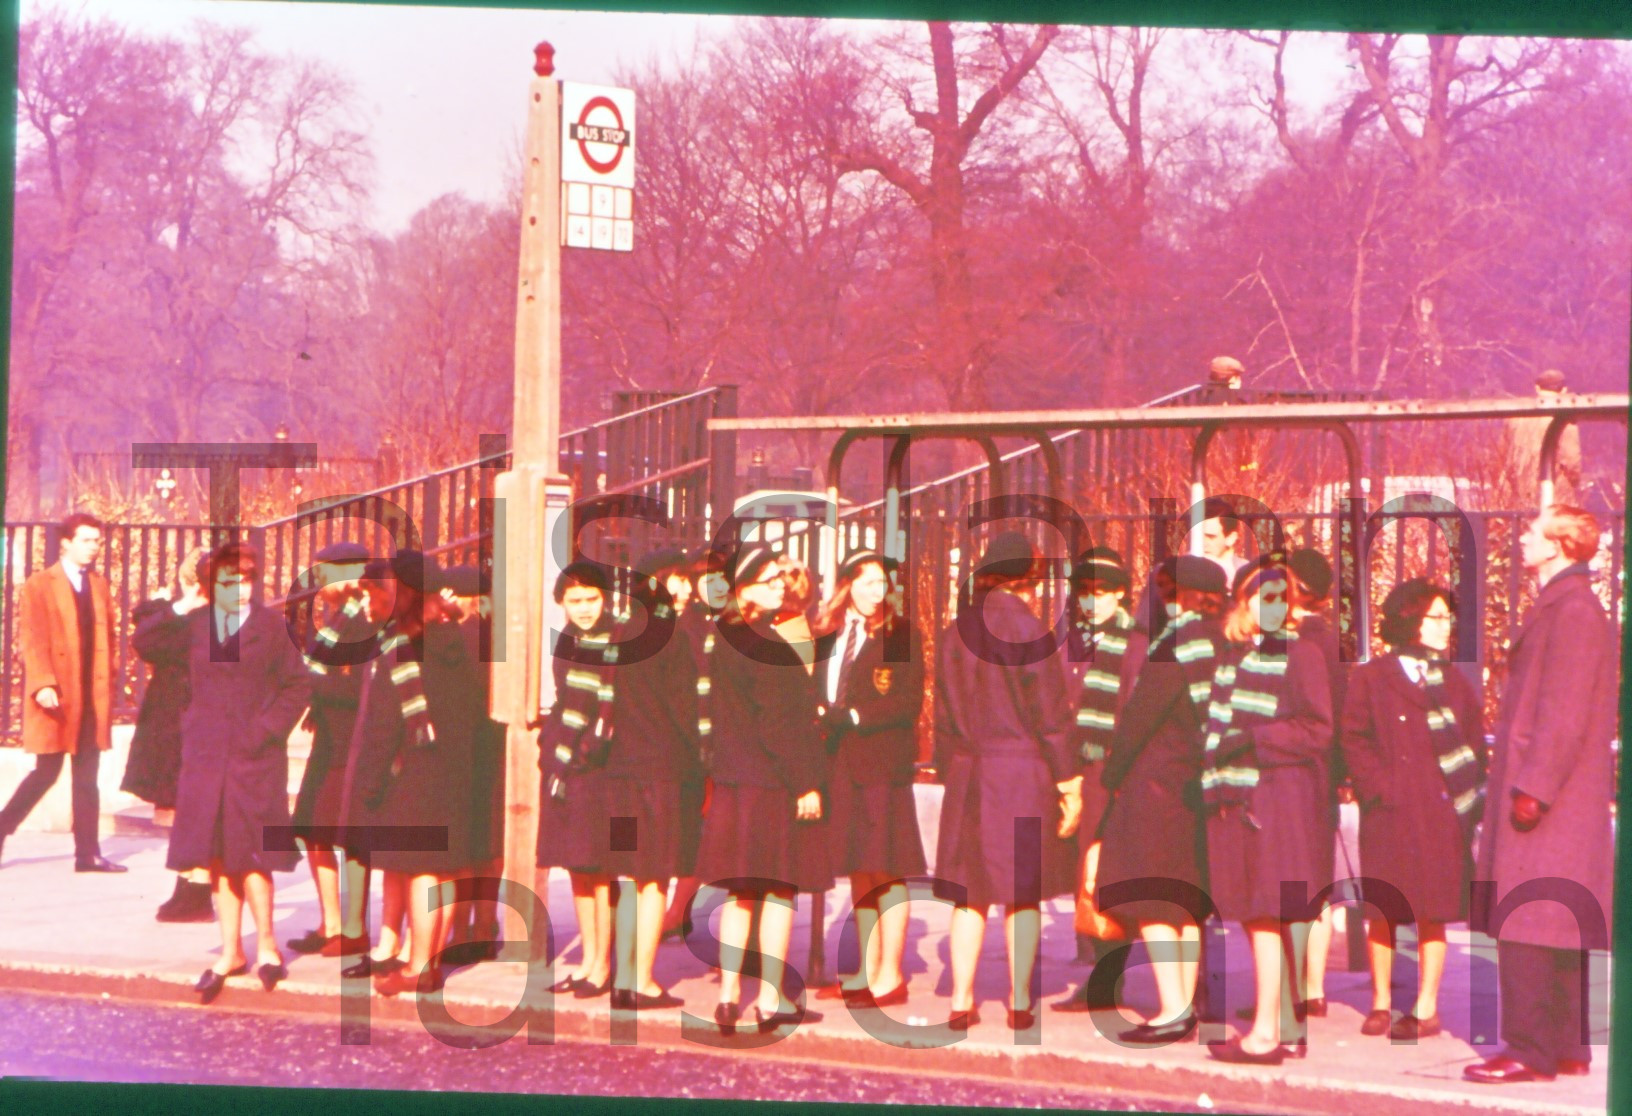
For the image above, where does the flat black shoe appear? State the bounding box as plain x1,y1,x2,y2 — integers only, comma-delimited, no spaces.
632,988,684,1010
548,975,586,994
258,960,288,991
287,929,332,955
75,856,128,873
948,1005,981,1031
1360,1009,1393,1036
1208,1038,1288,1065
1007,1007,1037,1031
753,1005,821,1033
1302,997,1327,1017
343,956,402,979
1120,1014,1198,1044
714,1001,742,1034
1051,985,1114,1013
573,977,612,999
195,963,247,1005
1282,1038,1309,1059
611,988,635,1010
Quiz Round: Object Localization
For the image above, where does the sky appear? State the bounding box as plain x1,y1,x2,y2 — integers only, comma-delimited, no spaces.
26,0,1352,234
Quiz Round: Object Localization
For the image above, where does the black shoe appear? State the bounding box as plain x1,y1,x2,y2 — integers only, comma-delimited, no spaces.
75,856,128,873
573,977,612,999
342,955,402,980
1007,1006,1037,1031
632,988,684,1010
948,1005,981,1031
752,1004,821,1033
1360,1009,1393,1036
714,1001,742,1034
611,988,635,1010
195,963,248,1005
1120,1014,1198,1044
258,960,289,991
1302,997,1327,1017
1208,1037,1288,1065
287,928,333,955
156,880,214,923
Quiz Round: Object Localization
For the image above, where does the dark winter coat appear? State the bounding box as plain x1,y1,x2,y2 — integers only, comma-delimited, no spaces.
136,604,311,876
932,588,1077,909
1472,565,1617,951
1342,652,1484,922
345,619,482,875
120,596,192,808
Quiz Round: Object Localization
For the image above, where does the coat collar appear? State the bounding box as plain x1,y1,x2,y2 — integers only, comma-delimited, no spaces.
1379,651,1432,708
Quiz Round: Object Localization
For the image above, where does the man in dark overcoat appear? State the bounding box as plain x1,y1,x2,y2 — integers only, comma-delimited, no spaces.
1465,507,1617,1084
0,513,122,872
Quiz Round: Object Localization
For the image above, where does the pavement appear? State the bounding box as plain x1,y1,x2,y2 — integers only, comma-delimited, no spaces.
0,803,1611,1116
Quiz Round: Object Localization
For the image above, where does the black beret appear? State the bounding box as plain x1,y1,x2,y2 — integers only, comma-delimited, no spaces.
1231,550,1290,598
635,546,690,580
732,543,779,587
1070,546,1129,590
315,541,370,565
837,549,888,583
1287,548,1333,600
976,530,1034,578
1173,555,1227,595
441,564,483,597
1535,368,1567,391
390,549,441,594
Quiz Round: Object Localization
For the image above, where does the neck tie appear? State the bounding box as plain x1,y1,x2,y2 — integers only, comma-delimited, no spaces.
835,617,863,704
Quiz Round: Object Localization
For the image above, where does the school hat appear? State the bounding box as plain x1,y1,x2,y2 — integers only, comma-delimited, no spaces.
315,541,370,565
1287,548,1333,601
837,549,888,583
1172,555,1227,596
975,531,1035,579
1231,550,1291,598
554,559,610,601
732,543,780,587
634,546,690,580
1070,546,1130,591
441,564,484,597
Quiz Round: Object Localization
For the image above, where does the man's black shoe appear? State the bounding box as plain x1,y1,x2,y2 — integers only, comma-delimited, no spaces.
75,856,128,873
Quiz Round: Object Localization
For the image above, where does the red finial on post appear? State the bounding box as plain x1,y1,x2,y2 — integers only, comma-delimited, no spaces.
533,41,555,77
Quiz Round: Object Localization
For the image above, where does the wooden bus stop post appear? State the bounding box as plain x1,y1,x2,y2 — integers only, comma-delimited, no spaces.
494,42,573,960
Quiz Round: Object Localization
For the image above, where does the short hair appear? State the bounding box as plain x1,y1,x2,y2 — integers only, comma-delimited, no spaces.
59,512,103,541
1378,578,1454,649
1540,505,1600,563
553,560,610,603
207,542,260,587
1201,497,1240,533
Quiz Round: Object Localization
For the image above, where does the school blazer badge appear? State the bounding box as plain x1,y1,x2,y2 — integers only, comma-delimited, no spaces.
872,667,893,696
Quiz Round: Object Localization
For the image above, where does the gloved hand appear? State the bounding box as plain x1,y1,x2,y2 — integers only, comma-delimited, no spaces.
1215,726,1253,762
1511,791,1545,832
823,706,857,734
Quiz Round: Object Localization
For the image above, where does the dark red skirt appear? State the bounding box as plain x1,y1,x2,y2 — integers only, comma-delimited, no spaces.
598,773,683,881
676,774,705,878
695,782,833,895
468,727,505,863
536,767,610,873
825,777,926,879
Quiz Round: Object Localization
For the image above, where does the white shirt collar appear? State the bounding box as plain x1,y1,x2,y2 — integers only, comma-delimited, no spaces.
59,558,86,591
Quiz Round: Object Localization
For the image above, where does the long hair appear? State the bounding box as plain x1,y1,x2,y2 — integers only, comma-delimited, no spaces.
1222,563,1297,644
814,558,901,638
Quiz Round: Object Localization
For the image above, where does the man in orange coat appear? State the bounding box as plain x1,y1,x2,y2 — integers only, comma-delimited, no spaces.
0,512,123,872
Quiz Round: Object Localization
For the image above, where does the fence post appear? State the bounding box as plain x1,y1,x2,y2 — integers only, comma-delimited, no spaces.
422,477,443,555
709,386,739,534
248,525,268,607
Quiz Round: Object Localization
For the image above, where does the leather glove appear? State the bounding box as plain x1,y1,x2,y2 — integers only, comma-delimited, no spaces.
1510,791,1545,833
1215,726,1253,762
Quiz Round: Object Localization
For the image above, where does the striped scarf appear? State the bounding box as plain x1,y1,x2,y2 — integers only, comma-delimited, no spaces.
694,616,716,773
305,595,371,675
544,627,616,801
1199,635,1294,808
1165,611,1221,713
1422,660,1485,824
1074,607,1138,764
377,625,436,752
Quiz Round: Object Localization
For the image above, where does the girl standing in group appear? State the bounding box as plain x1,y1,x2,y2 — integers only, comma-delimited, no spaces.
933,531,1079,1032
1342,579,1484,1040
1202,555,1333,1065
1053,547,1148,1009
1091,555,1228,1039
812,550,926,1008
695,543,829,1033
535,561,618,999
348,552,482,997
603,547,702,1010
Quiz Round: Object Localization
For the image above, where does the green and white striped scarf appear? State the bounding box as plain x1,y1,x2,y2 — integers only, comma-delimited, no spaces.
1074,607,1138,764
1169,612,1220,712
377,625,436,751
543,627,616,800
1200,635,1294,808
1422,660,1485,823
696,621,716,772
305,595,370,676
